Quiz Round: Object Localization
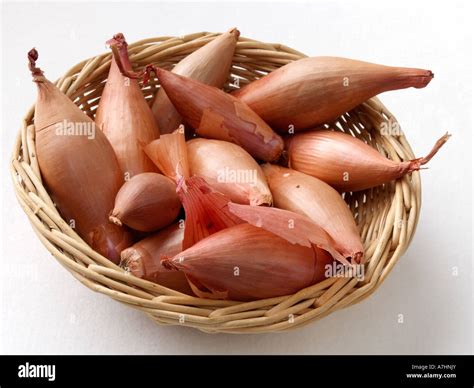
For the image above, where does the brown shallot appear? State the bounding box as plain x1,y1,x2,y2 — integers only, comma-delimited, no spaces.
233,56,434,132
151,28,239,134
285,130,450,191
28,49,132,263
110,173,181,232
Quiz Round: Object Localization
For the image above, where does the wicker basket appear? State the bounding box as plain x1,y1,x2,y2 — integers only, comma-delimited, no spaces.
11,32,421,333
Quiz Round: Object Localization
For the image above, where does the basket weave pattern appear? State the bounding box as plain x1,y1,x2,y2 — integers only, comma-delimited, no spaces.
11,32,421,333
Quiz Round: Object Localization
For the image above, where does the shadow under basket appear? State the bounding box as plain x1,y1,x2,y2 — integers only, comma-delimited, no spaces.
11,32,421,334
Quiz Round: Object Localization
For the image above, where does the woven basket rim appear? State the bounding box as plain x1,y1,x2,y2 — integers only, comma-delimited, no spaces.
11,31,422,334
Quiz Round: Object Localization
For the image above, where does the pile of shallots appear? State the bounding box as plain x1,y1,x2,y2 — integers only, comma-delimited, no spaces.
28,29,448,301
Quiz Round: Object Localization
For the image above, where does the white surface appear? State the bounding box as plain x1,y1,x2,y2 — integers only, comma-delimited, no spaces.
1,0,473,355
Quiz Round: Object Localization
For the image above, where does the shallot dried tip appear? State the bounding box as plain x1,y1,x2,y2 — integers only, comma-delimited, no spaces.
108,35,156,83
28,48,44,79
407,132,451,172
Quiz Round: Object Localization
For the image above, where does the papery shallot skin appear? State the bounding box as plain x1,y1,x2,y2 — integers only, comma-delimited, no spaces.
227,202,349,265
162,223,333,301
144,129,190,183
151,28,239,134
120,224,192,294
176,176,244,250
96,33,160,178
154,67,284,162
285,130,449,192
261,164,364,263
30,49,132,263
233,57,433,132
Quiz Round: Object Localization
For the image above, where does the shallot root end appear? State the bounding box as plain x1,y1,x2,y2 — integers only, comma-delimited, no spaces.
109,215,123,226
160,257,179,271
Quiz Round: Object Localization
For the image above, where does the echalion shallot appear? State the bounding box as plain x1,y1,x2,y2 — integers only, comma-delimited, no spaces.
151,28,239,134
233,56,434,132
96,33,160,178
153,67,284,162
285,130,450,191
28,49,132,263
162,185,342,300
162,223,334,301
187,138,272,206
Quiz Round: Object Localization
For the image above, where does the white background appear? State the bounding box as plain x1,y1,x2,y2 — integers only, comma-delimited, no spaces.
1,0,472,354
